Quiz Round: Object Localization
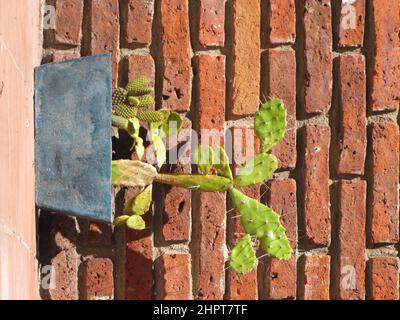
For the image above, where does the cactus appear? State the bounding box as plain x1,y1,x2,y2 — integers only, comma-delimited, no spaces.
254,98,287,152
136,110,165,123
234,153,278,187
114,215,130,227
138,95,155,108
114,103,137,119
112,87,127,106
124,185,152,216
112,160,157,187
229,234,257,274
127,118,145,160
259,231,292,261
212,146,233,180
155,174,233,192
126,215,146,230
194,145,214,174
126,76,153,96
127,96,140,107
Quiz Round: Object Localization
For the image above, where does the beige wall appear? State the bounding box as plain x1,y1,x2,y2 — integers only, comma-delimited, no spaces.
0,0,41,299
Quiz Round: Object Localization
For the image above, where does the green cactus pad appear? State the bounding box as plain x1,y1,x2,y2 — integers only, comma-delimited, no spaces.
114,103,137,119
126,76,152,96
161,111,183,136
255,99,287,152
112,160,157,187
212,146,233,180
229,234,257,274
113,215,130,227
155,174,233,192
136,110,165,123
112,115,129,130
127,96,140,107
112,87,127,106
138,95,155,108
127,118,145,160
259,231,292,261
233,153,278,187
126,215,146,230
124,185,152,216
150,132,166,168
194,145,214,174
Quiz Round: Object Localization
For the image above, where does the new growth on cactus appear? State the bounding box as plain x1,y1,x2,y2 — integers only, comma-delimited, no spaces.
111,75,292,274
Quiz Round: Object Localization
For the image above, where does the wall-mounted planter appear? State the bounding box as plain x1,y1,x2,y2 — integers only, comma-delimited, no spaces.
34,54,112,223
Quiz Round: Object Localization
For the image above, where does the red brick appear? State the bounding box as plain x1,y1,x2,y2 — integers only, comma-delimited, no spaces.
49,214,78,251
196,54,226,140
87,0,120,87
45,0,83,46
198,0,225,46
337,180,366,300
82,258,114,300
267,0,296,44
299,255,331,300
337,0,365,47
160,0,192,111
302,0,333,114
370,122,399,244
43,51,80,63
368,257,399,300
49,249,78,300
124,0,153,45
157,254,192,300
265,179,297,300
303,125,331,246
370,0,400,111
337,53,366,175
231,0,261,115
80,221,112,247
125,189,153,300
162,118,192,242
263,48,297,169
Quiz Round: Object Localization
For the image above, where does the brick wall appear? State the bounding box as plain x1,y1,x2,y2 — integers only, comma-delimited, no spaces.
39,0,399,300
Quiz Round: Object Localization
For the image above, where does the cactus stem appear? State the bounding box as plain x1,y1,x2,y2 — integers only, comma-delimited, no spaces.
112,115,129,130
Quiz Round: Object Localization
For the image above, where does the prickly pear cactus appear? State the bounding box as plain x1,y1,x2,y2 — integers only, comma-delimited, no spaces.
137,95,155,108
112,160,157,187
114,103,137,119
136,110,165,123
124,185,152,216
112,87,127,106
155,174,233,192
255,98,287,152
126,75,153,96
229,234,257,274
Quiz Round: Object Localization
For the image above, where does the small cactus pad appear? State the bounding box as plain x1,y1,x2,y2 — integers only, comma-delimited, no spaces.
254,99,287,152
126,215,146,230
112,87,127,106
155,174,233,192
212,146,233,180
234,153,278,187
259,230,292,261
123,185,153,216
113,215,130,227
136,110,165,123
112,160,157,187
161,111,183,135
229,234,257,274
194,145,214,174
127,96,140,107
114,103,137,119
228,188,287,238
138,95,155,108
126,76,152,96
150,132,167,168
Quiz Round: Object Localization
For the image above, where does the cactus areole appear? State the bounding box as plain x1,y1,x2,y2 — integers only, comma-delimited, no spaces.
111,75,292,274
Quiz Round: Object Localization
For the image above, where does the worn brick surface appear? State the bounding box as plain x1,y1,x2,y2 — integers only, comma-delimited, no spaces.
231,0,260,115
337,54,366,175
124,0,153,45
337,0,365,47
299,255,331,300
265,179,297,300
49,249,79,300
303,0,332,114
43,51,80,63
82,258,114,300
157,254,192,300
370,122,399,244
303,125,331,246
80,221,112,247
368,257,399,300
337,180,366,300
45,0,83,46
263,48,297,169
370,0,400,111
267,0,296,44
160,0,191,111
198,0,225,46
87,0,120,87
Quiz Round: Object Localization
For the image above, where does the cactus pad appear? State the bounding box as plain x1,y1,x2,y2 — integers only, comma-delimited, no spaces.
255,99,287,152
136,110,165,123
155,174,233,192
259,230,292,261
126,215,146,230
127,96,140,107
194,145,214,174
113,215,130,227
212,146,233,180
112,160,157,187
229,234,257,274
112,87,127,106
161,111,183,135
138,95,155,108
234,153,278,187
124,185,153,216
126,76,152,96
114,103,137,119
